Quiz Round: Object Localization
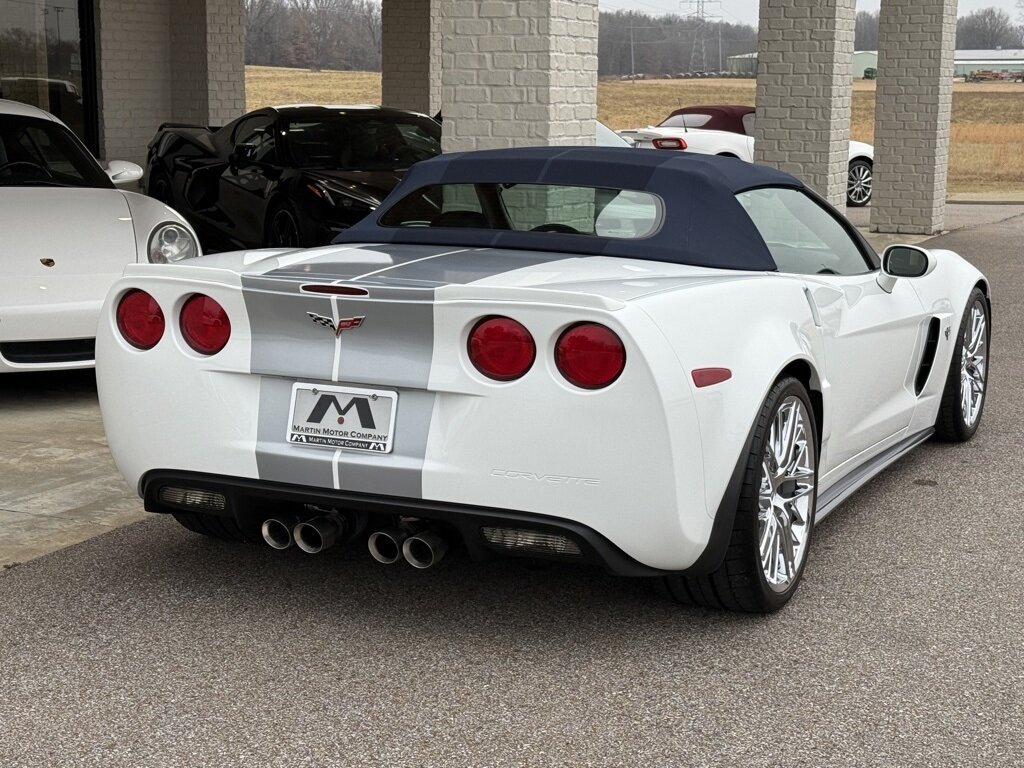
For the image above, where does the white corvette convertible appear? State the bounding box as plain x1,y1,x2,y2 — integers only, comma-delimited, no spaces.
620,105,876,207
96,148,990,612
0,99,200,372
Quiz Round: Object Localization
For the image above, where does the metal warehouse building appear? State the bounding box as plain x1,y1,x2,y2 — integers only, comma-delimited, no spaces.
0,0,965,236
954,49,1024,76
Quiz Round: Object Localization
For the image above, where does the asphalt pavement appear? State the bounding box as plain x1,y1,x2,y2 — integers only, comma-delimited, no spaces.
1,210,1022,767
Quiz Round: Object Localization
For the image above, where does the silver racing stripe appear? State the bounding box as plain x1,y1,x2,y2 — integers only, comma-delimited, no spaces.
244,244,578,496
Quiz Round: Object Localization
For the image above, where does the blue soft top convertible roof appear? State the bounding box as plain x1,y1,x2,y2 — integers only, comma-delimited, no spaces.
332,146,805,271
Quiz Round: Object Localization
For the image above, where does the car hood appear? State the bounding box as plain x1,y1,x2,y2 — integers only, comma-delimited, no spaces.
303,169,407,207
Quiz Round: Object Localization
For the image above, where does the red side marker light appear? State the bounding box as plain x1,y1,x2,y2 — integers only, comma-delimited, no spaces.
692,368,732,388
652,137,687,150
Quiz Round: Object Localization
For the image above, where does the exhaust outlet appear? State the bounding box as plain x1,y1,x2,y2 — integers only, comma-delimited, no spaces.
294,516,343,554
368,528,409,565
402,531,448,570
261,517,297,550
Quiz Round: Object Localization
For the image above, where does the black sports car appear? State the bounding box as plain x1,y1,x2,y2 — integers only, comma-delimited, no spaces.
144,105,442,251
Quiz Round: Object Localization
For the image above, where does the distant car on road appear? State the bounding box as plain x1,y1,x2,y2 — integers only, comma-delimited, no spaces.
0,99,200,373
145,105,442,251
620,105,875,207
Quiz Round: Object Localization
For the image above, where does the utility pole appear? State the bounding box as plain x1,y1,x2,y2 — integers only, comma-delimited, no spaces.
681,0,722,74
630,21,636,83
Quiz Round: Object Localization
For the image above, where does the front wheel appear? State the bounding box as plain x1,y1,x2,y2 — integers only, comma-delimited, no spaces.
265,203,302,249
934,288,990,442
847,159,873,207
662,377,819,612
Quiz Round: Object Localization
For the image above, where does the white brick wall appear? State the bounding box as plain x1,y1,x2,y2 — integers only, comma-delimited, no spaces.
870,0,957,235
96,0,245,166
440,0,598,151
753,0,856,207
381,0,441,114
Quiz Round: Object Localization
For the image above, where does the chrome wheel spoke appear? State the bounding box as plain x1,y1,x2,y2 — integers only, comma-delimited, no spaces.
758,395,817,593
959,302,988,427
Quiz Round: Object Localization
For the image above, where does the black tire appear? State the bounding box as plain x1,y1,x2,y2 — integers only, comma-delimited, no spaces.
148,169,173,204
934,288,990,442
846,159,872,207
171,512,254,543
661,377,819,613
265,202,302,248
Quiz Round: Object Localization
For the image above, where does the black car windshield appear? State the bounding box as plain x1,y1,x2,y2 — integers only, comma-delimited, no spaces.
0,114,111,188
285,114,442,171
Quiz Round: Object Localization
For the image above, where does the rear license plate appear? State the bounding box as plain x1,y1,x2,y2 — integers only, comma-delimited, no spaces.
287,383,397,454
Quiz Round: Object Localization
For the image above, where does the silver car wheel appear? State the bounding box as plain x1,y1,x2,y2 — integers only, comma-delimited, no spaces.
848,162,872,205
758,396,816,593
960,301,988,428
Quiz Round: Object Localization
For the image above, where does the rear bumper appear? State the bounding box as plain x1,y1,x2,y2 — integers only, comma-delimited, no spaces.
142,469,674,577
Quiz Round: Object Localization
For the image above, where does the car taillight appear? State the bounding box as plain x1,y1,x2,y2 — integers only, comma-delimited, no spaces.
555,323,626,389
116,289,165,350
180,294,231,355
467,316,535,381
652,137,687,150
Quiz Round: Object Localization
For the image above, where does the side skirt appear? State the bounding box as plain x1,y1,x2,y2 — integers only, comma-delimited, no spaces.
815,427,935,523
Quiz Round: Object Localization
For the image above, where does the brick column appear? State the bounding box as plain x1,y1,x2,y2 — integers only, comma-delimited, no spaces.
381,0,441,114
870,0,957,235
753,0,856,207
440,0,598,152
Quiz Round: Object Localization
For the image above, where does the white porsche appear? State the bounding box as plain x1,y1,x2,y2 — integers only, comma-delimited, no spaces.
620,105,876,207
0,99,201,372
96,147,990,612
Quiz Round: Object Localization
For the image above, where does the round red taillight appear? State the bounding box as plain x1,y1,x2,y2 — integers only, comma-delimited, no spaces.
180,294,231,355
467,316,535,381
555,323,626,389
116,289,165,350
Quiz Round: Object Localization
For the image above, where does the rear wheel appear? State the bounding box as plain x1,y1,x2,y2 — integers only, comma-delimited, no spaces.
934,288,990,442
662,377,819,612
847,159,873,207
265,202,301,248
172,512,254,543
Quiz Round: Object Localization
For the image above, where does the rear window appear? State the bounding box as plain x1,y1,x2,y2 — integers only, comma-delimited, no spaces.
658,113,712,129
378,183,663,240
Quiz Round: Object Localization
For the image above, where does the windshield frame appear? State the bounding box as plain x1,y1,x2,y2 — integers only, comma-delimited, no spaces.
0,113,111,189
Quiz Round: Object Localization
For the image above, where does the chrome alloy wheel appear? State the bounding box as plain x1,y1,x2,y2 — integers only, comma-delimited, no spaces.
758,396,816,592
961,301,988,428
848,162,873,205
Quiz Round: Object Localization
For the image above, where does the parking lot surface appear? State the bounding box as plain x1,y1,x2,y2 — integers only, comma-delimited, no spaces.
1,209,1022,767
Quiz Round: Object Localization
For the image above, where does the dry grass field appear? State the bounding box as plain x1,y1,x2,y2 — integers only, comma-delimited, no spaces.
246,65,1024,194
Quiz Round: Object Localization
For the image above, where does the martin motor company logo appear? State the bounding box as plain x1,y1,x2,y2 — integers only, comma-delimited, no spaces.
289,388,393,454
307,312,365,338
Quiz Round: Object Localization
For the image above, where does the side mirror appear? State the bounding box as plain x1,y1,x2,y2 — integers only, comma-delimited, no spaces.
232,143,258,167
878,244,934,293
104,160,144,185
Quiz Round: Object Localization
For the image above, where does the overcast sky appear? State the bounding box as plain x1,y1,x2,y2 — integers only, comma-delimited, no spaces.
599,0,1022,28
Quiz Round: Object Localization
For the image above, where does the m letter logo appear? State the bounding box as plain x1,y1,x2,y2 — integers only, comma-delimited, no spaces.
306,395,377,430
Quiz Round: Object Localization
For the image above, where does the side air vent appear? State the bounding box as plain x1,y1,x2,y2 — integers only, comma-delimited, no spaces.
915,318,941,395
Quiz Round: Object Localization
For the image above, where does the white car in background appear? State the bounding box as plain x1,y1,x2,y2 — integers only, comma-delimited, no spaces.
620,105,875,207
0,99,201,373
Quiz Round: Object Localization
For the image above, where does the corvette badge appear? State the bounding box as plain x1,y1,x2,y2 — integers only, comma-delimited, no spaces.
307,312,365,338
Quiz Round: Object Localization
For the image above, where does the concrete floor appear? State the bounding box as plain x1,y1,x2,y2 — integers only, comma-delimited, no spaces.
0,205,1022,766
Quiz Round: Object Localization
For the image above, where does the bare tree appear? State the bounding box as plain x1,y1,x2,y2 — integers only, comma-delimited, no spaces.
855,10,879,51
290,0,345,71
244,0,283,63
956,7,1024,49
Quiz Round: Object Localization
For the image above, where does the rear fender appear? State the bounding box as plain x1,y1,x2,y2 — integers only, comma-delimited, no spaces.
636,276,826,545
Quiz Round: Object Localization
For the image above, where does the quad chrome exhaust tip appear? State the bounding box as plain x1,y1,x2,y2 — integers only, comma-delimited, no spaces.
367,528,409,565
401,531,448,570
261,517,297,550
293,517,343,554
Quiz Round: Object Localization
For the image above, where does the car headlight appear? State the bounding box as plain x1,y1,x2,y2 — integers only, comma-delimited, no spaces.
148,223,199,263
